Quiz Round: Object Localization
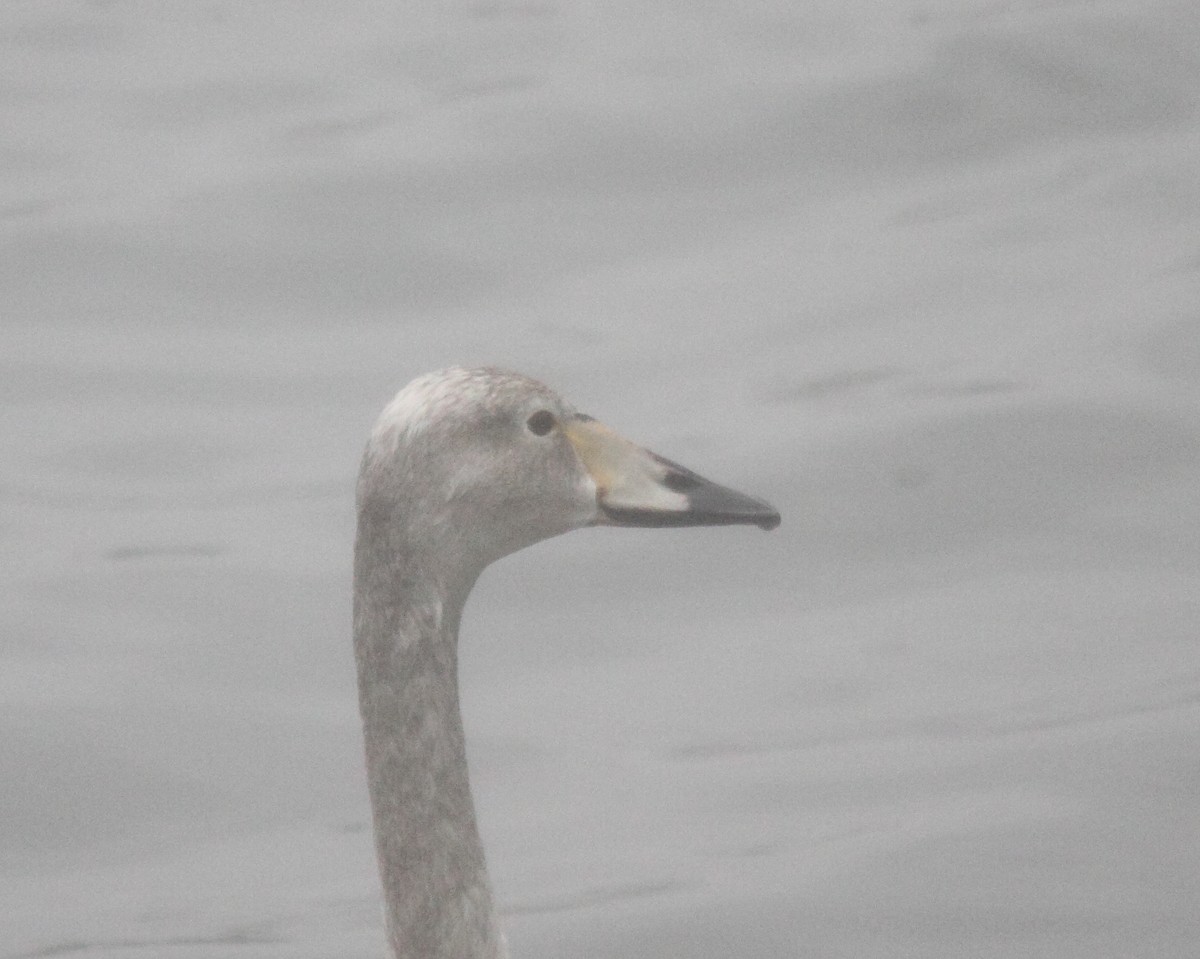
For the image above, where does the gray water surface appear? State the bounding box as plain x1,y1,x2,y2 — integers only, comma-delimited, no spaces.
3,0,1199,956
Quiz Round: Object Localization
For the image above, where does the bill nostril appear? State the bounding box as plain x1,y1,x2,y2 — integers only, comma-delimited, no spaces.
664,471,701,492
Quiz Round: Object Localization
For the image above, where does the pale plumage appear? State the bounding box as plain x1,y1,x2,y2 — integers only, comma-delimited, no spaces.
353,367,778,959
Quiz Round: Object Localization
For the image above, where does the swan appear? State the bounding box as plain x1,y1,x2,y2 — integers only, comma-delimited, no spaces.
353,367,780,959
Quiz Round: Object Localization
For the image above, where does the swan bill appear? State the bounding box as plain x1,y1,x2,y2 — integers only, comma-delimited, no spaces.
562,416,781,531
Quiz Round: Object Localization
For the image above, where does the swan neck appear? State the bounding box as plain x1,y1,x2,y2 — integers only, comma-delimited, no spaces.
353,519,503,959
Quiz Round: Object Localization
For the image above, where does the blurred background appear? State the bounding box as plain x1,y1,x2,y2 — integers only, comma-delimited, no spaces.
2,1,1199,956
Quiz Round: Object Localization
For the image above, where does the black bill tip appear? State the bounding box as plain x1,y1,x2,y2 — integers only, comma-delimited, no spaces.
753,509,782,532
602,456,781,531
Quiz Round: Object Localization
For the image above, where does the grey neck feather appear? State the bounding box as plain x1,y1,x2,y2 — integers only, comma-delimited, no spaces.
353,491,505,959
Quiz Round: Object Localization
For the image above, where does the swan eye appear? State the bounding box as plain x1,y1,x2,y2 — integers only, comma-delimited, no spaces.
526,410,556,436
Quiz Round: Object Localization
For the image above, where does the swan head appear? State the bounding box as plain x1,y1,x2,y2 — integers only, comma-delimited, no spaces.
359,367,779,582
